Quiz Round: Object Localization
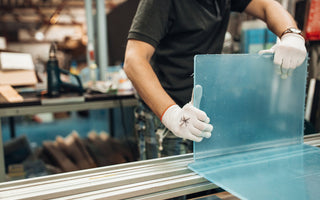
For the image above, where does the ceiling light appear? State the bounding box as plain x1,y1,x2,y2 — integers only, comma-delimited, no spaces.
35,32,44,41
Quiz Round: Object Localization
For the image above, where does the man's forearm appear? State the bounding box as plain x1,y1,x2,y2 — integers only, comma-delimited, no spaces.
247,0,307,70
126,60,175,118
123,40,176,119
245,0,298,37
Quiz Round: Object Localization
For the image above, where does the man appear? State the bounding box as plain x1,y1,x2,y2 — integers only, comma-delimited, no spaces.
123,0,307,158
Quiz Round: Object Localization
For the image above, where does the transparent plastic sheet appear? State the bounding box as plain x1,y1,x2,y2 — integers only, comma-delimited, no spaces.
188,54,320,199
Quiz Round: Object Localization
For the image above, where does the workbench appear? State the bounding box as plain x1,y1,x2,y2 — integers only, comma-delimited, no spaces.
0,92,138,182
0,133,319,199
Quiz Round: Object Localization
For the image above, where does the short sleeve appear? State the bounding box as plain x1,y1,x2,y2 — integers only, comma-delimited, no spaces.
128,0,172,48
230,0,252,12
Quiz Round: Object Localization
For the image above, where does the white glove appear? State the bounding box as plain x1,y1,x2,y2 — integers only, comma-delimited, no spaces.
259,33,307,69
161,104,213,142
161,85,213,142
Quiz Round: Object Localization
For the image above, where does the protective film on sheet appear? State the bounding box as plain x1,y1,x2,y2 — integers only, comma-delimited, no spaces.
188,54,320,200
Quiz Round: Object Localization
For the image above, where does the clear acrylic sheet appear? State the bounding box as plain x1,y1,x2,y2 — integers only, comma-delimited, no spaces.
188,54,320,200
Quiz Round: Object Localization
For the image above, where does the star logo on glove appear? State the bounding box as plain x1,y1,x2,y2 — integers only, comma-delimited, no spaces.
179,116,190,127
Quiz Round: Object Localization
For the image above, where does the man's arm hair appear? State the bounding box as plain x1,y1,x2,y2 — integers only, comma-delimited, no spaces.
123,39,176,119
244,0,298,37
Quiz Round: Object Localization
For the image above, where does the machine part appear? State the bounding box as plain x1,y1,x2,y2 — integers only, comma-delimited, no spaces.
156,128,168,151
46,43,84,97
134,101,159,160
46,43,60,97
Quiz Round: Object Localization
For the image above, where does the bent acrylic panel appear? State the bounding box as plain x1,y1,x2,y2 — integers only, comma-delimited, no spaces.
188,54,320,200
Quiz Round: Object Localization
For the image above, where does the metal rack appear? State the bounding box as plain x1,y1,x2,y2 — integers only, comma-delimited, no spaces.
0,94,138,182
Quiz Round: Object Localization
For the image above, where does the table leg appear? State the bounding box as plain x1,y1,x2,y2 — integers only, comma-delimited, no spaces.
9,117,16,138
109,109,114,137
0,118,6,182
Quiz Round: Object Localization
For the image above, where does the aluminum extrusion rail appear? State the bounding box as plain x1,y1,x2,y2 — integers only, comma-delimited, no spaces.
0,153,216,200
0,134,319,200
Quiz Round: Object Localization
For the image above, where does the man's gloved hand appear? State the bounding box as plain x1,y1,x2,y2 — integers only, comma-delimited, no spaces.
161,103,213,142
161,85,213,142
259,33,307,69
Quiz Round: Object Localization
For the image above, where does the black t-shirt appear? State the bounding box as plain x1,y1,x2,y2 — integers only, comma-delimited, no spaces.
128,0,251,107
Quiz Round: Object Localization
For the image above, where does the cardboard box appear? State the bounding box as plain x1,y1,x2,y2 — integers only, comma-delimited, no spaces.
0,70,37,86
0,37,6,50
0,85,24,103
0,52,34,70
0,52,38,86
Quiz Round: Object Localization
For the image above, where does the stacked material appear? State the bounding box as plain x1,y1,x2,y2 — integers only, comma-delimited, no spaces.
39,131,137,173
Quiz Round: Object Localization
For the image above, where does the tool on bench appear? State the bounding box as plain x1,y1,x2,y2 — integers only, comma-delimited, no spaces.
46,43,84,97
